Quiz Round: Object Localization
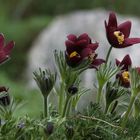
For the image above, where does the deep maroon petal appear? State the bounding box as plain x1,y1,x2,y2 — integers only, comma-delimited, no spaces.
67,34,77,41
87,43,98,51
119,54,132,70
116,59,120,66
118,21,131,38
78,33,89,40
65,40,76,54
76,40,89,47
80,48,92,58
105,25,119,47
78,33,91,44
91,59,105,67
0,34,4,49
65,40,75,47
108,12,117,28
124,38,140,46
4,41,15,55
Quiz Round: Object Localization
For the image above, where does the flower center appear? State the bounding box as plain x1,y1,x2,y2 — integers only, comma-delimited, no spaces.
69,51,79,58
122,71,130,83
114,31,124,44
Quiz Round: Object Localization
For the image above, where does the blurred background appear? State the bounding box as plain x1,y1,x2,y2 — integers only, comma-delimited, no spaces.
0,0,140,117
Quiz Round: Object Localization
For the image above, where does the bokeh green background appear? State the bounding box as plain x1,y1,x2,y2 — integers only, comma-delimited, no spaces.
0,0,140,117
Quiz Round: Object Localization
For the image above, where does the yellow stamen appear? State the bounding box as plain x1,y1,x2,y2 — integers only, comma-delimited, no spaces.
114,31,124,44
122,71,129,83
69,51,79,58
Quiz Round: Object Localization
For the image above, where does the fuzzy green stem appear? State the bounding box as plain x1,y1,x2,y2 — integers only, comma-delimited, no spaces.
59,81,65,115
62,96,70,118
44,96,48,118
105,46,113,64
121,95,136,128
66,99,73,117
96,85,103,104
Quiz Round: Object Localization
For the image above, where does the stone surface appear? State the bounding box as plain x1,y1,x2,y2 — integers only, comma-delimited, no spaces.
27,9,140,90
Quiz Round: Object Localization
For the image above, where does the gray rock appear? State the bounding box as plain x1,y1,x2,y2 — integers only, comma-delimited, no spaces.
27,9,140,90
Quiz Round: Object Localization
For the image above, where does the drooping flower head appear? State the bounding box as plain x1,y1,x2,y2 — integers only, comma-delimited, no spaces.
65,33,105,69
105,12,140,48
116,55,132,88
0,34,15,64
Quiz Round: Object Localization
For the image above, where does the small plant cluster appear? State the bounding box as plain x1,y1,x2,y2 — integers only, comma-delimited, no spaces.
1,12,140,139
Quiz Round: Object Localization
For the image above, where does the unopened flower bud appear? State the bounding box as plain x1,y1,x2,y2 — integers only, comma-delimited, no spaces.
44,122,54,136
33,68,56,97
68,85,78,95
65,126,74,139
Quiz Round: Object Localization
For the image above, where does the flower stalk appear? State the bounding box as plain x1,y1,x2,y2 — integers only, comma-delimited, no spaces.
58,81,65,115
62,95,71,118
105,46,113,64
121,95,136,128
96,85,103,104
44,95,48,118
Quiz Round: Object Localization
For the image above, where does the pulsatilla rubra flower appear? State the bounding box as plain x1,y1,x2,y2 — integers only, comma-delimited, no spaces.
105,12,140,48
116,55,132,88
0,34,15,64
65,33,105,68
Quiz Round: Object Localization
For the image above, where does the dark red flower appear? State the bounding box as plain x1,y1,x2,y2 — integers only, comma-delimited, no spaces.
65,33,105,68
105,12,140,48
0,34,15,64
116,54,132,71
0,86,10,106
116,55,132,88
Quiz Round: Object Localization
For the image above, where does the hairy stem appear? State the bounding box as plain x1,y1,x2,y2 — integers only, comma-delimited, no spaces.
121,95,136,128
62,96,70,118
96,85,103,104
59,81,65,115
105,46,113,64
44,96,48,118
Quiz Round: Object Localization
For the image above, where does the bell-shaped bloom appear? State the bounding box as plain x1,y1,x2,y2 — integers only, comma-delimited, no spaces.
65,33,105,69
0,34,15,64
105,12,140,48
116,55,132,88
